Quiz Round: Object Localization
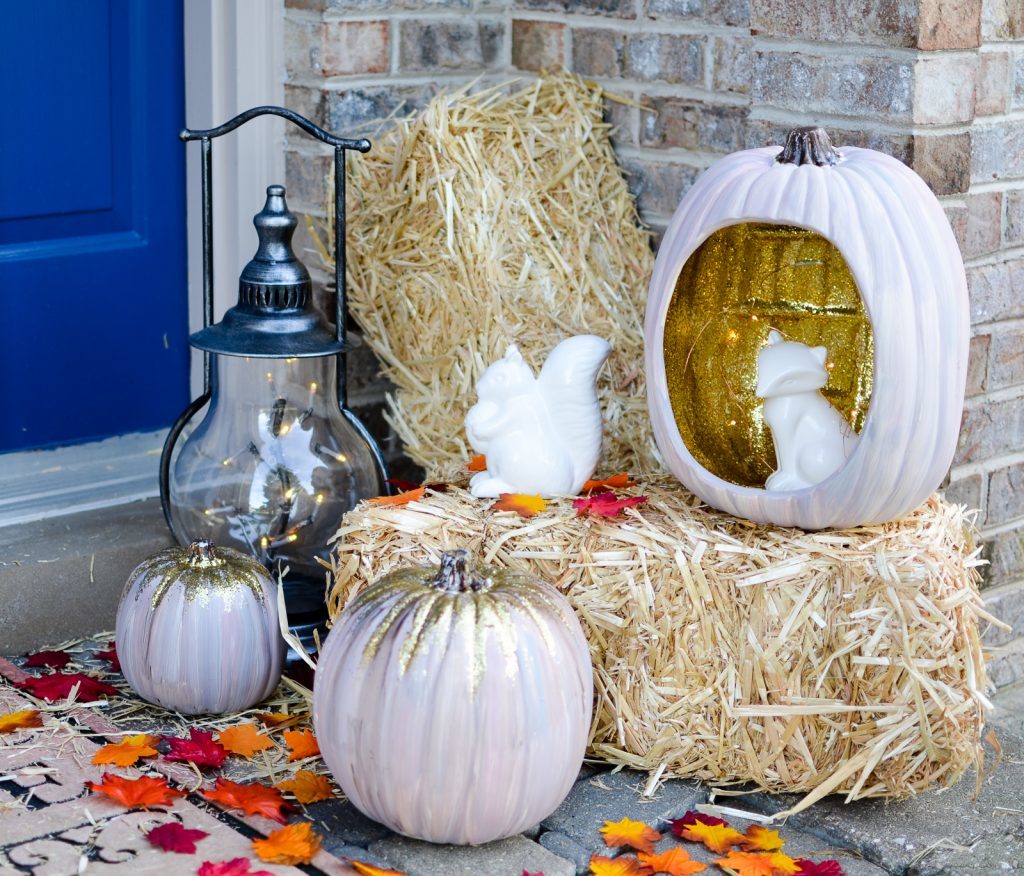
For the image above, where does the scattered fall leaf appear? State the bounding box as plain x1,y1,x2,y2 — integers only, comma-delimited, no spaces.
678,820,747,855
252,821,322,865
15,672,118,702
573,493,648,519
367,486,426,507
467,454,487,472
92,734,160,767
493,493,547,518
164,728,228,769
669,812,728,836
218,723,275,759
582,473,638,493
283,728,320,762
522,871,544,876
351,862,407,876
201,777,294,823
589,856,654,876
600,817,662,855
741,825,785,853
0,709,43,734
95,643,120,672
277,769,334,804
24,649,72,669
198,859,273,876
87,773,183,809
146,821,209,854
793,861,845,876
638,847,707,874
714,851,801,876
257,711,304,729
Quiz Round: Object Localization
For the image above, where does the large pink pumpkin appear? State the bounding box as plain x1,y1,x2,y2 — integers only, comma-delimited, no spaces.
314,550,593,845
116,540,284,715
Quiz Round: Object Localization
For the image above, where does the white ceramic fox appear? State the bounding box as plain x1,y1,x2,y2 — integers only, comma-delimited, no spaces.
756,330,859,492
465,336,611,498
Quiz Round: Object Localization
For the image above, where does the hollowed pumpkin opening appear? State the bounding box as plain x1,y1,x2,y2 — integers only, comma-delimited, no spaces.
663,222,874,489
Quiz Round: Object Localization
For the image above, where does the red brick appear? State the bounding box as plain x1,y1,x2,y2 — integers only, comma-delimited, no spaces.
916,0,982,49
398,19,504,71
571,28,626,78
515,0,635,17
322,20,390,76
626,33,704,85
977,51,1011,116
983,0,1024,40
750,0,917,47
913,54,977,124
511,19,565,72
640,98,747,153
962,191,1003,259
1006,189,1024,246
713,35,751,95
910,132,972,196
621,158,699,217
966,333,990,397
989,327,1024,391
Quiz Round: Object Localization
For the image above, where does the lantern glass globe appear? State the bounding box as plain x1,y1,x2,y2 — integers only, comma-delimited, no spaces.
167,353,381,584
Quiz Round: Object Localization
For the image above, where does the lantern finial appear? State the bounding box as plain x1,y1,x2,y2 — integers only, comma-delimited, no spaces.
776,127,841,167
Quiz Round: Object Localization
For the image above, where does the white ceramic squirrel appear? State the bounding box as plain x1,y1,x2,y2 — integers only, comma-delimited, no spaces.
465,335,611,498
756,330,859,492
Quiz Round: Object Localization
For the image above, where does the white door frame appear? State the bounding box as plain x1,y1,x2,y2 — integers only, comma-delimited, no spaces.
0,0,285,527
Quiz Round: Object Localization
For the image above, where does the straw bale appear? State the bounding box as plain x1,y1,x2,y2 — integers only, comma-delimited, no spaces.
313,72,657,475
328,478,993,810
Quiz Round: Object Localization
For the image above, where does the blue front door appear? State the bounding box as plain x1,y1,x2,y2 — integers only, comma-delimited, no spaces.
0,2,188,452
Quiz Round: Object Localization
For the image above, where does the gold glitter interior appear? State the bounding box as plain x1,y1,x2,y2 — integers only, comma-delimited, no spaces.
664,222,874,488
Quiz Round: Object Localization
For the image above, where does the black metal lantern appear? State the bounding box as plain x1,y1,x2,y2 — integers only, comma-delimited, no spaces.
160,107,387,644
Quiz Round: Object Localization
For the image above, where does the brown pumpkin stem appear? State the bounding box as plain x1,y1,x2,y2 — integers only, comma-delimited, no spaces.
434,549,485,593
187,539,220,567
776,127,841,167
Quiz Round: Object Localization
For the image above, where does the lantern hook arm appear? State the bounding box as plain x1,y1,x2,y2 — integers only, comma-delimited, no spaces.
180,106,370,152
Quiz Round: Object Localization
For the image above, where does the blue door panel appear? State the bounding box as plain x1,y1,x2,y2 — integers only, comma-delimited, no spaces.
0,2,188,452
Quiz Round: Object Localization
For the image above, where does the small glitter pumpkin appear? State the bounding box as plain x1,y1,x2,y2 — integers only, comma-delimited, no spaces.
116,540,284,715
314,549,593,845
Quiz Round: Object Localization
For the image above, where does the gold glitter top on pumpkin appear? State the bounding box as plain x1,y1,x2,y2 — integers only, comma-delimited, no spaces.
664,222,874,488
128,544,271,609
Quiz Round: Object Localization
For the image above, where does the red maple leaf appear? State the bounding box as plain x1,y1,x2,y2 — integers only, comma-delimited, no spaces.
23,649,72,669
387,478,421,492
201,777,294,823
87,773,183,809
668,811,728,836
164,728,228,769
146,821,209,854
794,860,846,876
573,492,648,519
198,860,274,876
95,643,120,672
15,672,118,702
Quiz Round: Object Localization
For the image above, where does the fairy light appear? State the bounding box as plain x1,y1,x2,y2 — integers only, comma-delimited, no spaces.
826,360,836,370
726,329,739,344
315,493,325,505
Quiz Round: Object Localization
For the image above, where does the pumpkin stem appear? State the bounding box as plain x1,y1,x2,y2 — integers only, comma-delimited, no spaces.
776,127,841,167
434,549,484,593
187,540,220,567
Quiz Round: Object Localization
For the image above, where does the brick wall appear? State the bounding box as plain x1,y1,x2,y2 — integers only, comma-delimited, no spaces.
285,0,1024,685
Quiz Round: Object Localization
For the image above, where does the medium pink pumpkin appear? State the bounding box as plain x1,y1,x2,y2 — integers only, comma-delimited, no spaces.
116,540,284,715
314,549,593,845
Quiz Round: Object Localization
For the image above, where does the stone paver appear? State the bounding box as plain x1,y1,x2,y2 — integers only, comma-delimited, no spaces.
368,833,576,876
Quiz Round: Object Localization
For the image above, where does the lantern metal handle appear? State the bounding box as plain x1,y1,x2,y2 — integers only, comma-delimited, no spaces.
160,106,389,531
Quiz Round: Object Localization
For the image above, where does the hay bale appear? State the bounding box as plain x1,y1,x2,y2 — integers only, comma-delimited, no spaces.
314,72,657,476
328,477,994,811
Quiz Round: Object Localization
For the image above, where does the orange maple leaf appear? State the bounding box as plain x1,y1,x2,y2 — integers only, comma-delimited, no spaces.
218,723,275,759
92,734,160,767
492,493,547,518
283,728,320,762
582,473,638,493
351,861,407,876
713,851,801,876
87,773,183,809
367,487,427,507
276,770,334,804
467,454,487,472
638,847,707,874
741,825,785,853
201,777,294,823
589,855,654,876
679,820,747,854
0,709,43,734
257,711,306,729
601,817,663,855
252,821,322,865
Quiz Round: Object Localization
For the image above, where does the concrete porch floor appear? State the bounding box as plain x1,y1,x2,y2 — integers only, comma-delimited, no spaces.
1,502,1022,875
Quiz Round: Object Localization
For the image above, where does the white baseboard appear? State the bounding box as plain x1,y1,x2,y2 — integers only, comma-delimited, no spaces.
0,431,167,527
